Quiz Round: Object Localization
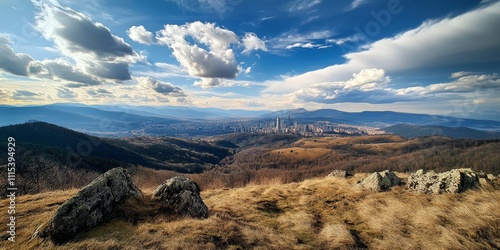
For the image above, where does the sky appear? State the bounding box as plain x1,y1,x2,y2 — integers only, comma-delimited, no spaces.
0,0,499,120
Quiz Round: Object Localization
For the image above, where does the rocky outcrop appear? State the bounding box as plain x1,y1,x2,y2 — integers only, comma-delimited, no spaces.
40,168,142,243
328,170,352,178
357,170,401,191
151,176,209,219
407,168,480,194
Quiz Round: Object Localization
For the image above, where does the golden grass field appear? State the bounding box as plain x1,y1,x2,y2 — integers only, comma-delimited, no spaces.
2,173,499,249
273,135,415,160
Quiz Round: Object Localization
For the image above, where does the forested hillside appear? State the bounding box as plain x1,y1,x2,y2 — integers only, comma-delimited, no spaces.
0,122,231,195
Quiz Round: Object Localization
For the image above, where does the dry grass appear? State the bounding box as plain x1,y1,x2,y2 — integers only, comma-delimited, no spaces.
2,174,499,249
295,135,405,148
271,147,333,160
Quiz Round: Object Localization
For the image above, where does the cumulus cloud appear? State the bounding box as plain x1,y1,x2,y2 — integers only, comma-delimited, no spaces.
137,77,185,96
33,0,139,82
156,21,240,87
292,68,401,104
343,2,500,71
127,25,154,45
0,35,34,76
292,69,500,105
241,32,267,54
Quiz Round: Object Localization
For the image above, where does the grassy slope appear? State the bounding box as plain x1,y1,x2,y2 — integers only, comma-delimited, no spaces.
2,175,499,249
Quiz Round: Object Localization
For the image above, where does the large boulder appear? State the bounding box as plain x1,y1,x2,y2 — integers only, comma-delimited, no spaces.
328,170,352,178
357,170,401,191
407,168,480,194
40,168,142,243
151,176,209,219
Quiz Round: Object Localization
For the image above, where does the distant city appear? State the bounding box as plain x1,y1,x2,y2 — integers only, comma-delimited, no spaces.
143,115,385,138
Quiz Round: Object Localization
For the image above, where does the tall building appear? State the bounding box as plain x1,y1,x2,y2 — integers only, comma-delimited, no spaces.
276,117,281,130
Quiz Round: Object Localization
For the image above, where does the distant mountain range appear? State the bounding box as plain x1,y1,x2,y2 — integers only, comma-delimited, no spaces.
1,104,500,136
383,124,500,139
262,108,500,131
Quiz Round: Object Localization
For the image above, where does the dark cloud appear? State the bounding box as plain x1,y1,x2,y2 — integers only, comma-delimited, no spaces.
13,90,39,97
84,61,131,81
30,59,102,86
137,77,185,96
36,5,134,59
86,88,113,97
33,1,139,82
0,35,34,76
96,88,112,94
56,87,77,98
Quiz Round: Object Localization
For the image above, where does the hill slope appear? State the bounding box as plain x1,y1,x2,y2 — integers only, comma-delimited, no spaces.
4,174,500,249
0,122,232,195
384,124,500,139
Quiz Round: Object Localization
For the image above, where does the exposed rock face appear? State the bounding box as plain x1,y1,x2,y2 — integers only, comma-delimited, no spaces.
357,170,401,191
328,170,352,178
40,168,142,243
151,176,209,219
407,168,480,194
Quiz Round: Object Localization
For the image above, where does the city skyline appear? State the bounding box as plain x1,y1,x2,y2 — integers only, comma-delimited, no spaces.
0,0,499,121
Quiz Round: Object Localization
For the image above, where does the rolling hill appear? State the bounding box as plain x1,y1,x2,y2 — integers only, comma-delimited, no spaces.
383,124,500,139
0,122,232,173
0,104,180,135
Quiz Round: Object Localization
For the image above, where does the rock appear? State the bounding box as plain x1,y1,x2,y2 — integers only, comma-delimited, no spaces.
328,170,352,178
151,176,209,219
407,168,480,194
480,173,499,188
40,168,142,243
486,174,496,181
357,170,401,191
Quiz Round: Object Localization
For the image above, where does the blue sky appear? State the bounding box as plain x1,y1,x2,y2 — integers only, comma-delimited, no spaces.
1,0,499,120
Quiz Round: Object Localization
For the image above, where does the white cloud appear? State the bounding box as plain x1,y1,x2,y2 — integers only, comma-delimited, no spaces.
292,68,400,104
127,25,154,45
292,69,500,105
156,21,240,87
241,32,267,54
269,29,334,50
343,3,500,71
345,0,368,11
287,0,321,12
265,2,500,94
398,72,500,96
326,34,365,45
